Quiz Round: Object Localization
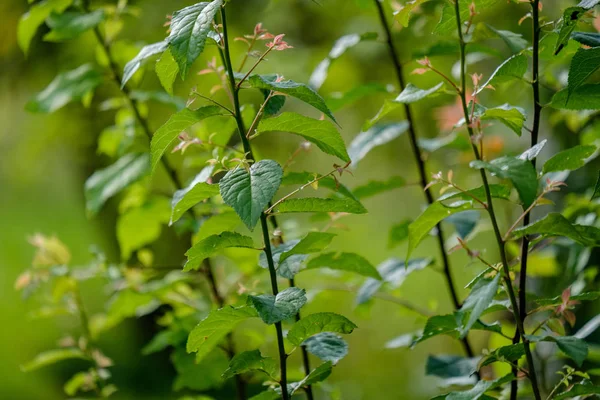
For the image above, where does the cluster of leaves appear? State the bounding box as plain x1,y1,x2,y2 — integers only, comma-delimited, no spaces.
15,0,600,399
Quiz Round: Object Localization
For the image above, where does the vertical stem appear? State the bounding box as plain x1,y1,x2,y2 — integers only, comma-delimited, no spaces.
511,2,541,398
452,2,542,399
220,7,289,399
83,2,244,398
372,0,474,358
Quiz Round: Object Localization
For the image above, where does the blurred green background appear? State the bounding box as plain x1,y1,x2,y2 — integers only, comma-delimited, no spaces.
1,0,598,399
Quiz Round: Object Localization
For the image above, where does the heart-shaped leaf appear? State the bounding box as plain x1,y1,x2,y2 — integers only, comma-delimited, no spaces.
219,160,283,230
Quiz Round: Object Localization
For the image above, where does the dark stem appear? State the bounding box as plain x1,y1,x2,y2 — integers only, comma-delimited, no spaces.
511,2,542,398
83,2,244,398
452,2,542,399
220,7,289,399
373,0,474,358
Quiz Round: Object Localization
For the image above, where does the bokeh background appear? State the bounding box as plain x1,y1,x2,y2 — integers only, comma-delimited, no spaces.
1,0,599,399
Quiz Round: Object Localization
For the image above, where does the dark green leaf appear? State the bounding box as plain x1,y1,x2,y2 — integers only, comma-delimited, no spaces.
274,197,367,214
479,344,525,367
221,350,278,380
352,176,406,199
475,54,528,95
287,312,357,346
525,335,588,366
151,106,225,172
512,213,600,247
84,153,150,214
572,31,600,48
542,144,596,174
21,348,88,372
413,313,501,345
306,252,381,279
166,0,223,78
485,24,528,53
426,355,478,381
44,9,104,42
447,210,480,239
535,291,600,306
184,232,256,271
551,84,600,110
247,75,336,122
220,160,283,230
303,332,348,363
26,64,103,113
172,347,227,391
592,171,600,200
568,48,600,98
407,201,473,261
122,41,168,88
434,0,498,36
555,7,587,55
259,239,308,279
18,0,73,55
480,104,527,136
348,123,409,166
432,374,514,400
288,362,333,395
248,287,307,324
470,156,538,207
256,112,349,162
554,382,600,400
187,306,258,361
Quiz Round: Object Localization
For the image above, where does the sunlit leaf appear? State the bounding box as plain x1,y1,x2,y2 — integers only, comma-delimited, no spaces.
21,348,88,372
170,167,218,225
287,312,357,346
542,144,596,174
18,0,73,55
122,41,168,88
274,197,367,214
222,350,278,380
185,232,256,271
306,252,381,279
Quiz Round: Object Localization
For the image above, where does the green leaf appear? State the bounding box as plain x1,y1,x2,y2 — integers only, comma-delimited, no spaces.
274,197,367,214
117,196,171,259
592,171,600,200
303,332,348,363
389,220,411,248
572,31,600,48
535,291,600,306
84,153,150,215
555,7,587,55
414,314,501,346
551,84,600,110
279,232,336,264
309,32,377,89
357,258,432,305
542,144,596,174
433,374,514,400
484,24,528,53
475,54,527,95
256,112,349,162
426,355,478,381
395,0,430,27
187,306,258,361
447,210,480,239
166,0,223,78
21,348,88,372
26,64,103,113
349,123,409,166
172,348,227,391
457,273,500,337
122,41,168,88
406,201,473,261
353,176,406,199
394,82,444,103
568,48,600,97
512,213,600,247
247,75,336,122
151,106,225,173
326,83,389,112
248,287,307,324
184,232,256,271
287,312,358,346
170,168,219,225
480,104,527,136
479,344,525,367
289,362,334,395
525,335,588,366
306,252,381,279
259,239,308,279
43,9,104,42
220,160,283,230
221,350,278,380
18,0,73,55
554,382,600,400
433,0,497,36
155,48,179,95
470,156,538,207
